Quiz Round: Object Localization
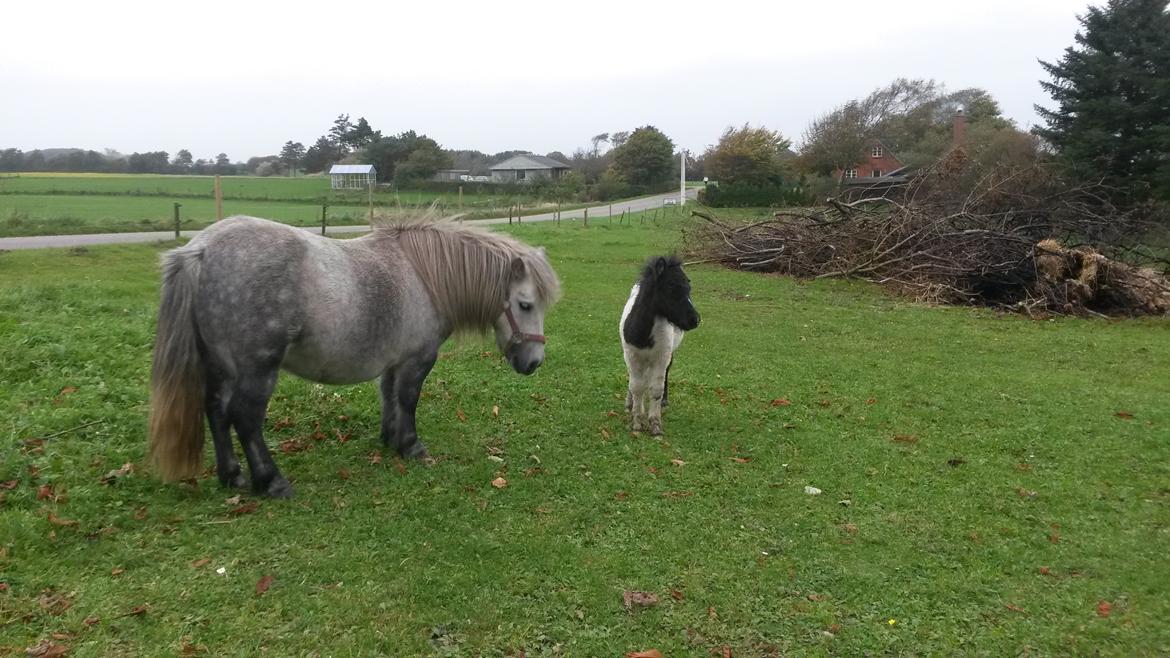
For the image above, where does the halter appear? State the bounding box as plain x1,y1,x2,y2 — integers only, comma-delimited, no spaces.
502,301,546,348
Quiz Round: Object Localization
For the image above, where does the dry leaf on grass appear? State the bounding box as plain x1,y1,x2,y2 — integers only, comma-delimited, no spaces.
670,459,686,467
24,639,69,657
892,434,919,444
1096,600,1112,617
1004,603,1026,613
456,409,467,423
228,502,259,516
626,651,664,658
191,558,211,568
255,575,274,595
770,398,791,407
491,477,507,489
622,590,659,610
492,405,500,417
1114,411,1134,420
731,457,751,464
100,463,134,485
1,479,19,490
110,568,125,577
47,512,79,528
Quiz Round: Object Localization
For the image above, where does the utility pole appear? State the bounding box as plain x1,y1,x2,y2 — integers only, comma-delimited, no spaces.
680,149,687,206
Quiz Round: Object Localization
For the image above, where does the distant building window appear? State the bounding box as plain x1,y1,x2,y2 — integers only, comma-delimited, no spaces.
871,146,883,158
516,170,526,180
844,169,858,179
872,169,882,177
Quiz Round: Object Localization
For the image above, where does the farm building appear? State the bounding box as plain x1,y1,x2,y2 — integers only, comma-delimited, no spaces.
329,164,376,190
431,169,470,182
490,155,571,183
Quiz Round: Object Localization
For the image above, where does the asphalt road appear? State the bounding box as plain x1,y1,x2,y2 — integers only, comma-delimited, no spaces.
0,188,699,251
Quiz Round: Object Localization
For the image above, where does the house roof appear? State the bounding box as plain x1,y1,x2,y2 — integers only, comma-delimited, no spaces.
490,154,571,171
329,164,376,174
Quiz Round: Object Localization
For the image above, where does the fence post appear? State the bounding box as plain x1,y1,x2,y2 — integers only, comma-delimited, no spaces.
609,203,612,222
321,203,328,235
583,207,588,227
517,202,522,223
214,175,223,221
173,202,182,239
509,205,513,224
458,185,463,212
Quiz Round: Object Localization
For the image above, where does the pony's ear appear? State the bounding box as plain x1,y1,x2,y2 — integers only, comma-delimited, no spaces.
654,256,667,275
510,256,527,280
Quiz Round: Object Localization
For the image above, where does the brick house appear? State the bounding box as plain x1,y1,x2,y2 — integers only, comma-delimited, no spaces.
835,141,906,182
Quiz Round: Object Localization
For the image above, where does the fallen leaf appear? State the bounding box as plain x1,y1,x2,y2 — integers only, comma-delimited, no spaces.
670,459,687,467
843,523,859,534
491,477,507,489
770,398,791,407
522,467,543,477
191,557,211,568
82,616,99,626
626,651,664,658
36,484,55,500
807,593,824,602
255,575,274,595
1048,531,1061,544
817,399,831,408
865,397,878,405
456,409,467,423
1039,566,1051,575
394,461,407,475
228,502,259,516
47,512,79,528
337,468,351,481
1114,411,1134,420
670,590,684,601
0,582,8,592
1015,462,1033,472
492,405,500,417
24,639,69,657
59,386,79,396
100,463,134,485
1016,487,1038,498
333,429,351,443
224,495,242,506
22,438,45,455
600,428,612,440
1004,603,1026,613
1096,600,1112,617
622,590,658,610
892,434,919,444
118,605,148,618
731,457,751,464
133,506,149,521
614,491,629,501
111,568,125,577
368,451,382,465
0,480,18,490
37,590,73,615
707,606,718,619
717,646,732,658
661,491,693,499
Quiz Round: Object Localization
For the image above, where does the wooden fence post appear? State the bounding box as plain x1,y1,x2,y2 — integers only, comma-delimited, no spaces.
321,204,328,235
214,175,223,221
173,203,182,239
583,207,588,227
458,185,463,212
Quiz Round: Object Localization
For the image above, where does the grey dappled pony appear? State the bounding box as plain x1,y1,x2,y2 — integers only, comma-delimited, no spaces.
147,215,560,497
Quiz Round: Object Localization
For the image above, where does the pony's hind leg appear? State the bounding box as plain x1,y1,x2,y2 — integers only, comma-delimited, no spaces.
391,352,438,460
205,376,245,489
661,355,673,409
228,369,293,498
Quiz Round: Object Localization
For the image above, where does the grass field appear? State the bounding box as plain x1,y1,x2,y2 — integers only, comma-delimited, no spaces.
1,216,1168,655
0,173,577,237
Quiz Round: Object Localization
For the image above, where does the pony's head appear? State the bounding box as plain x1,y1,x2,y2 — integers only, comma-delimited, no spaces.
493,247,559,375
641,255,700,331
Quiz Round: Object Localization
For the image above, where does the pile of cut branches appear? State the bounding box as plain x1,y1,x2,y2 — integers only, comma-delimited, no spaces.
686,155,1170,317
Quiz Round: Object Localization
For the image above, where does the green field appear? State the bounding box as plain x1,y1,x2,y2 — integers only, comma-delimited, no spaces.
1,216,1168,655
0,173,574,237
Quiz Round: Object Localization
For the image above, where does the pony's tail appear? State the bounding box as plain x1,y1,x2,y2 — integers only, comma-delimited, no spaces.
147,246,206,482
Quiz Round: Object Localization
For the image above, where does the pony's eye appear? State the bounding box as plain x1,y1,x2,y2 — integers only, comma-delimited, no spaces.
519,301,533,312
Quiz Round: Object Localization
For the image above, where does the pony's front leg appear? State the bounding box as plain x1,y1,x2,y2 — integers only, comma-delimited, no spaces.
647,379,666,436
392,352,438,460
377,369,399,449
628,371,648,433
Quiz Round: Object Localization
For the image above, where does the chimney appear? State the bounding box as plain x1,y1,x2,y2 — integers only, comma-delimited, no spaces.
952,108,967,148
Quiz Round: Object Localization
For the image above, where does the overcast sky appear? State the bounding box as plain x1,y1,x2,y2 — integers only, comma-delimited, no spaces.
2,0,1090,161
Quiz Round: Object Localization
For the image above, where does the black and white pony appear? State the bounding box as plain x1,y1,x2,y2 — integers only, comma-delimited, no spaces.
147,214,560,497
619,256,700,435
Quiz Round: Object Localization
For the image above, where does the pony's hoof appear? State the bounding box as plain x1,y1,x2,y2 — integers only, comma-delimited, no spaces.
649,420,664,436
400,441,430,461
220,472,247,489
630,419,646,433
260,476,294,499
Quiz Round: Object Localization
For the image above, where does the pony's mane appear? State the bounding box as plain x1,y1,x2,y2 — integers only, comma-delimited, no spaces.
639,254,684,286
372,214,561,333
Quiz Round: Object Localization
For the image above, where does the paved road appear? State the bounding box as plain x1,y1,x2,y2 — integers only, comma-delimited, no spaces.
0,189,699,251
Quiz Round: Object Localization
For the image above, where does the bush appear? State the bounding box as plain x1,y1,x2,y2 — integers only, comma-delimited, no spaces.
698,180,816,207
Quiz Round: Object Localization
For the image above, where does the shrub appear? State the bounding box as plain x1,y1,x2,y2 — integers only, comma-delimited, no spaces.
699,180,816,207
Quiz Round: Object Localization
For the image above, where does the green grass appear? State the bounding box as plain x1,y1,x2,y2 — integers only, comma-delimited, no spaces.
1,216,1168,655
0,174,579,237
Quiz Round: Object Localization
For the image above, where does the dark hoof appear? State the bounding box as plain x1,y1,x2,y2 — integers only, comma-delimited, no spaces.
649,420,664,436
400,441,430,461
258,476,294,499
219,472,247,489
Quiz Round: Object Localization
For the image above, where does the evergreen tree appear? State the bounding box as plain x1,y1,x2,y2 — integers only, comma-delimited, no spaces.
279,141,306,176
1034,0,1170,200
610,126,674,187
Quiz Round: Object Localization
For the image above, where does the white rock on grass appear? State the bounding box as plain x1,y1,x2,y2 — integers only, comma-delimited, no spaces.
803,486,822,495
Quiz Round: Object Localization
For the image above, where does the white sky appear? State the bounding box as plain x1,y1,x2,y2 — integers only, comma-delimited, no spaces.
1,0,1088,161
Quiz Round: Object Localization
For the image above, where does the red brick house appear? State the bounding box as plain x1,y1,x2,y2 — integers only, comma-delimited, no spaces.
834,141,905,181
